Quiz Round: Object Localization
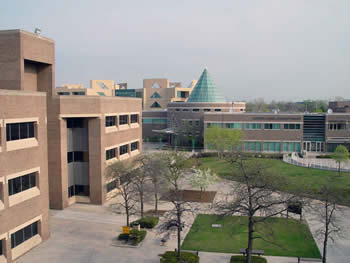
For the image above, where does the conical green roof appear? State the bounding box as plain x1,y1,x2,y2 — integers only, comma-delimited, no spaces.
187,68,226,103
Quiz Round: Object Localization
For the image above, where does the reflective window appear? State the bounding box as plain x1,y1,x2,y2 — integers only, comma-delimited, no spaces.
6,122,35,141
11,221,39,249
8,173,36,196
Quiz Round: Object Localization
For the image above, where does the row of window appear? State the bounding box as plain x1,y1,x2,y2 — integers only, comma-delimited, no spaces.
105,114,139,127
106,142,139,160
176,108,222,112
57,91,86,95
206,122,301,130
11,221,38,249
142,118,168,124
8,173,36,196
182,120,200,127
242,141,301,152
6,122,35,141
328,123,346,130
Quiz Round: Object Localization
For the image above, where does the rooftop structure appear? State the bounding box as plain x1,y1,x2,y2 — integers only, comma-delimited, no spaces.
187,68,226,103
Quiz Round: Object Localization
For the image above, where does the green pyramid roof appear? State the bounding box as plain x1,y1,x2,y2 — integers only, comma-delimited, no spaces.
187,68,226,103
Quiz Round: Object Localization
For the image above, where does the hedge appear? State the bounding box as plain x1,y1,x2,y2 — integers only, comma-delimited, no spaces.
131,216,159,229
230,255,267,263
160,251,199,263
117,230,147,245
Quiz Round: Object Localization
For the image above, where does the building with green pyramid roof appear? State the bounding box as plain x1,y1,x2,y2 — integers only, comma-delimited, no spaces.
187,68,226,103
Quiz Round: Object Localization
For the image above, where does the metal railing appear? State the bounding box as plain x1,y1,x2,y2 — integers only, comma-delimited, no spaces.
283,153,350,172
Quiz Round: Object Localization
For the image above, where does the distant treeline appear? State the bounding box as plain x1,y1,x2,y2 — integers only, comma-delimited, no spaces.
245,98,328,113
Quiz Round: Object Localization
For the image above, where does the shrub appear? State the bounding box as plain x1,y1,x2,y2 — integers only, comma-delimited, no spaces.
230,255,267,263
129,229,147,245
131,216,159,229
118,233,129,241
160,251,199,263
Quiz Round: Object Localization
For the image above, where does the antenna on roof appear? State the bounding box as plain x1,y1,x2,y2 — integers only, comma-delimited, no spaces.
34,28,41,35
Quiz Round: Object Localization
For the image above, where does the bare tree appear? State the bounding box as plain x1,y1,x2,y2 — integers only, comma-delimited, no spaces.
216,154,300,263
105,161,137,227
132,159,149,218
143,153,168,215
309,182,344,263
158,151,195,261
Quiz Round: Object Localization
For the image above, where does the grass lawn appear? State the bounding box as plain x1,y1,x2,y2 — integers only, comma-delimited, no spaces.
182,214,321,258
199,157,350,206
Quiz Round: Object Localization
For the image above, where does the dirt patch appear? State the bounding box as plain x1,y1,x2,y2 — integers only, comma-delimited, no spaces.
161,190,216,203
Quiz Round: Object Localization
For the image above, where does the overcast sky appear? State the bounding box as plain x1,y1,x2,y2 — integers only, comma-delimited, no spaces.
1,0,349,101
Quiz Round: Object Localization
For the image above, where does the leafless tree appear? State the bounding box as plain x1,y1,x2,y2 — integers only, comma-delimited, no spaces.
216,154,300,263
157,151,195,261
132,161,149,219
105,161,137,227
141,153,168,215
309,182,344,263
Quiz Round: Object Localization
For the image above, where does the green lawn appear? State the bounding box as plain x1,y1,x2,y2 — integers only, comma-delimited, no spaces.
182,214,321,258
199,157,350,206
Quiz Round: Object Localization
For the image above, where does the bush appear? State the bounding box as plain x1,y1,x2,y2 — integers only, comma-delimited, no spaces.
129,229,147,245
230,255,267,263
160,251,199,263
118,233,129,241
131,216,159,229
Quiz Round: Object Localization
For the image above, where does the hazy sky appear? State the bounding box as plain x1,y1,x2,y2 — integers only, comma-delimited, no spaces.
1,0,349,101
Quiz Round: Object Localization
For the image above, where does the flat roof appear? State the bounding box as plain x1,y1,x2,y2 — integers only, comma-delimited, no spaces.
0,29,54,43
0,89,46,97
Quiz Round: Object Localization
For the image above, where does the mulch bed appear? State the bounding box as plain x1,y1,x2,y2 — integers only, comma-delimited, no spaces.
160,190,217,203
144,209,169,216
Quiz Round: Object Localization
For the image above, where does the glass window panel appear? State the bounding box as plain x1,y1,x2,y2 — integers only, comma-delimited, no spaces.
275,142,280,152
283,142,288,152
24,225,32,241
14,230,24,247
296,124,301,129
20,123,28,139
32,222,38,236
10,123,20,140
295,143,301,152
21,175,30,191
13,177,22,194
67,152,73,163
30,173,36,188
264,142,269,151
28,122,34,138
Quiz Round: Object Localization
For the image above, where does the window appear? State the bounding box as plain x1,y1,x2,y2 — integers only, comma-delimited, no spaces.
97,92,105,96
8,173,36,196
153,118,167,124
244,142,262,152
150,92,161,98
68,185,89,197
67,151,85,163
105,116,116,127
0,239,3,256
120,145,128,155
263,142,281,152
204,109,211,112
130,114,138,124
283,142,301,152
328,123,346,130
57,92,70,95
195,121,200,127
225,123,242,129
151,102,161,108
67,118,84,128
136,92,143,98
107,180,117,193
182,109,189,112
119,115,128,125
106,148,116,160
214,109,222,112
192,109,200,112
207,123,223,128
175,109,181,112
142,118,152,124
72,92,85,95
131,142,139,151
245,123,262,130
11,221,39,249
6,122,35,141
284,124,301,130
264,123,281,130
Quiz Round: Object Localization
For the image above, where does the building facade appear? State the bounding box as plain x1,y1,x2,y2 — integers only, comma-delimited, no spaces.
0,30,51,263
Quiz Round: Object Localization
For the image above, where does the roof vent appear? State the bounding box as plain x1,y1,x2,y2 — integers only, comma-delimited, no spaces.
34,28,41,35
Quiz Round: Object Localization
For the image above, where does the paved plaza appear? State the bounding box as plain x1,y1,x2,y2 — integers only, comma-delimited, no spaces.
18,178,350,263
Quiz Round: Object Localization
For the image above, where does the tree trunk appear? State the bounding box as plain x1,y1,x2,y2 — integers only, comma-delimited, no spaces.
126,204,130,227
338,162,341,176
154,192,158,215
246,217,253,263
140,193,144,218
200,188,203,200
322,201,329,263
177,209,181,261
